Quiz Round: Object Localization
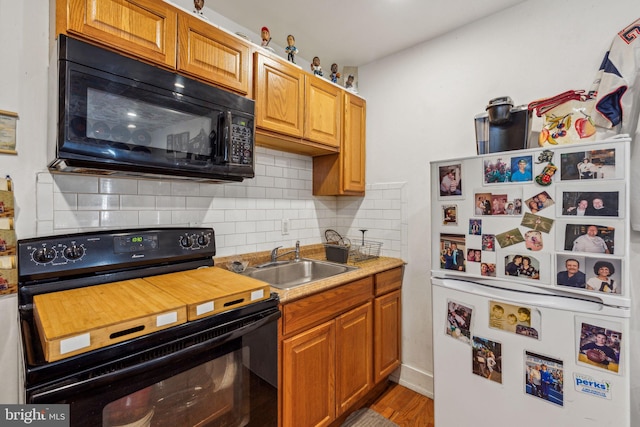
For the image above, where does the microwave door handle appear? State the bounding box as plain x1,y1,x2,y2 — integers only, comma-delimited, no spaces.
216,111,232,164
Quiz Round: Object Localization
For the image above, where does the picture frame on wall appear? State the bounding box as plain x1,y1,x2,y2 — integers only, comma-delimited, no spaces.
0,110,18,154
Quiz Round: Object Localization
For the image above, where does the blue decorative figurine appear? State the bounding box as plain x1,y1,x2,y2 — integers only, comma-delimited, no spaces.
286,35,298,63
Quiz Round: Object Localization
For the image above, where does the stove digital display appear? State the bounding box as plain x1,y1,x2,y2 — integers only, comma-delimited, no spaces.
114,234,159,253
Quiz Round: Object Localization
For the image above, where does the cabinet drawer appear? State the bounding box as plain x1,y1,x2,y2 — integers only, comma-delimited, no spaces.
374,266,404,296
282,277,373,337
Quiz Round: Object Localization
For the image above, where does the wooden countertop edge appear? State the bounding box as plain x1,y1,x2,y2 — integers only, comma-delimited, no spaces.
214,245,406,303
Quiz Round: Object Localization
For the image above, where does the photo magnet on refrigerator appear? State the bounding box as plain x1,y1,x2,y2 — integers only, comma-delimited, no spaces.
445,300,474,344
525,351,564,407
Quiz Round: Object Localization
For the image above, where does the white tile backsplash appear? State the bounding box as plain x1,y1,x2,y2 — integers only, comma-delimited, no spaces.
138,210,172,226
100,210,139,227
77,194,119,210
36,148,407,259
138,180,172,196
99,178,137,194
53,192,77,211
54,175,99,193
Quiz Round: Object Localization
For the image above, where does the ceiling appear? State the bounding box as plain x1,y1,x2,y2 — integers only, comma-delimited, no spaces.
209,0,528,68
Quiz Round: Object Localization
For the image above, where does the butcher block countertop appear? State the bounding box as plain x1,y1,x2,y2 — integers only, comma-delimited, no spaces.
143,267,271,320
215,244,406,304
34,279,189,362
33,267,272,361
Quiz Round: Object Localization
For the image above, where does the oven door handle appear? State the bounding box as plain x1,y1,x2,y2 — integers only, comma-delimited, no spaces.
29,309,280,402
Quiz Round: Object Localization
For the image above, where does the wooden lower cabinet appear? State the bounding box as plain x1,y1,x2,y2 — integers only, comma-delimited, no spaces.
279,268,404,427
280,277,374,427
282,321,336,427
282,302,372,427
374,290,401,383
336,303,373,416
373,267,403,383
282,302,373,427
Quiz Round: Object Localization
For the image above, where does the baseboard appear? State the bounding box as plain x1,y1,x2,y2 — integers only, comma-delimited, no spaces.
389,363,434,399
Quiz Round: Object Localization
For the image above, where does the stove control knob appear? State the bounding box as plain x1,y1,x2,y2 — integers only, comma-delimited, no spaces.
33,247,56,264
180,235,193,248
63,244,85,260
197,235,209,246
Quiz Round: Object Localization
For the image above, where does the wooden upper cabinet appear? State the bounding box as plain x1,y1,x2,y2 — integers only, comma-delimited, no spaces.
254,52,305,139
304,76,342,148
313,92,366,196
343,93,366,193
60,0,178,68
177,14,251,95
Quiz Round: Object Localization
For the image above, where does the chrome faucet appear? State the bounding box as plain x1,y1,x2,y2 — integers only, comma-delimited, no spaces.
271,241,300,262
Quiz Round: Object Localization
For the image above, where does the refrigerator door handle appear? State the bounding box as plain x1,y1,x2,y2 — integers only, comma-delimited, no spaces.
432,277,630,318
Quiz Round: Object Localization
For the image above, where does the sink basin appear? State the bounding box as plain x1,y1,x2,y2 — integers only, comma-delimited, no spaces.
241,259,358,290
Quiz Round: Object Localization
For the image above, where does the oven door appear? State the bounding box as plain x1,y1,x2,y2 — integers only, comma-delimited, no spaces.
52,36,255,182
27,312,278,427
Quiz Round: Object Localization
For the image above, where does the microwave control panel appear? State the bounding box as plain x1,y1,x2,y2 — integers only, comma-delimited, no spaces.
230,123,253,165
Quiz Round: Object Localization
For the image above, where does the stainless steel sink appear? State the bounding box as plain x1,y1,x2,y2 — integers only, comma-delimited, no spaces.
241,258,358,290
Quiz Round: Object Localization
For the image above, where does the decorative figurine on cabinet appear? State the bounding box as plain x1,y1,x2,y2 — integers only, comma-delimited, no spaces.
311,57,323,77
345,74,356,92
260,27,271,47
329,63,340,84
285,35,298,63
193,0,207,19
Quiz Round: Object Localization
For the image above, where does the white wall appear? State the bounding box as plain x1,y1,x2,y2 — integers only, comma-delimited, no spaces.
360,0,640,407
0,0,49,405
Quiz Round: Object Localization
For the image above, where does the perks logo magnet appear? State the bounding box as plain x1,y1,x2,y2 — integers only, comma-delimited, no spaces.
573,373,612,399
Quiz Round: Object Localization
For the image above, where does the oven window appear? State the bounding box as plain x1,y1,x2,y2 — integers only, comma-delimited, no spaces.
102,344,276,427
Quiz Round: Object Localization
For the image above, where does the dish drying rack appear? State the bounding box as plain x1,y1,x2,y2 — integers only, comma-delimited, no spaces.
324,229,382,263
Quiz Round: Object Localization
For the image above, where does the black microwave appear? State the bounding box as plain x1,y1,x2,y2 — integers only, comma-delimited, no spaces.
49,35,255,182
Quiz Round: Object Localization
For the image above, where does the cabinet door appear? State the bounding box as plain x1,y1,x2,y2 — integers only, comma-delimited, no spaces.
63,0,177,68
254,53,304,138
336,302,373,416
304,77,342,148
374,290,401,383
342,93,366,193
177,13,251,95
312,92,366,196
282,321,335,427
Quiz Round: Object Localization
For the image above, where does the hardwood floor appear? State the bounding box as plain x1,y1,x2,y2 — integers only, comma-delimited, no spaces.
367,382,434,427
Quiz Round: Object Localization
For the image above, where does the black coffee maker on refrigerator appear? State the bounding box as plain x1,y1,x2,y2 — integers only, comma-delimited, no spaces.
475,96,532,154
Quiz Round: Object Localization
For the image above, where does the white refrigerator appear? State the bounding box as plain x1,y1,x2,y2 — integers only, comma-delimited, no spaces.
430,137,633,426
